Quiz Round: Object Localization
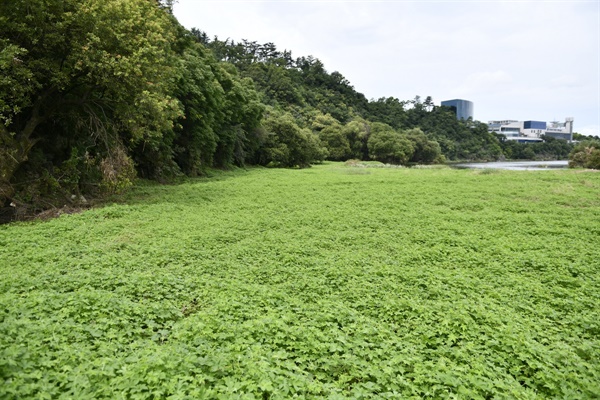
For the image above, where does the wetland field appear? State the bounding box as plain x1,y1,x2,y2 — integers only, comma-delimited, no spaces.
1,163,599,398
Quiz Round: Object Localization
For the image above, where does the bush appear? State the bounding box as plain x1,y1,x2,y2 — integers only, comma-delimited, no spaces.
569,140,600,169
100,146,137,194
405,128,442,164
260,111,327,168
367,123,414,165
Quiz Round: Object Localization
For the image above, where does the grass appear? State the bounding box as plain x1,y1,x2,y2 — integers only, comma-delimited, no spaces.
1,163,599,399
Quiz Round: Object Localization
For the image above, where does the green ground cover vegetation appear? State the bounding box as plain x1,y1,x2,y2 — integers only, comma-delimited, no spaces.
1,164,599,398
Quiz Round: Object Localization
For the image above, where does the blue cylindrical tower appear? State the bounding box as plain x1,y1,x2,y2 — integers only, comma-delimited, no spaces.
441,99,474,120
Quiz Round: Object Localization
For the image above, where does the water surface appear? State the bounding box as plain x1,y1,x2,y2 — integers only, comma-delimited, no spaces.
453,160,568,171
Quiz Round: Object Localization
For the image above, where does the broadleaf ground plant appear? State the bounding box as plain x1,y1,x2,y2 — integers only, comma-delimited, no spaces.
1,164,599,398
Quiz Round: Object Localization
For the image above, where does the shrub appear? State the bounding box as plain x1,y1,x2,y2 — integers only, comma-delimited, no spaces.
367,122,414,165
569,140,600,169
260,111,327,168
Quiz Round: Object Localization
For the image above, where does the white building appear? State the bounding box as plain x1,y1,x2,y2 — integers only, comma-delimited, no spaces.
488,118,573,142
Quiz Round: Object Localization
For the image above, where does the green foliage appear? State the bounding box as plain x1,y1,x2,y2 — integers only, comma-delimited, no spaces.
245,62,303,106
1,165,599,398
0,1,269,211
417,109,502,161
99,146,137,194
199,35,369,124
0,0,181,205
259,110,327,167
573,132,600,142
172,44,223,175
342,118,372,160
499,135,574,161
405,128,443,164
367,123,414,165
312,113,351,161
366,97,408,130
211,65,265,168
569,140,600,169
0,42,34,126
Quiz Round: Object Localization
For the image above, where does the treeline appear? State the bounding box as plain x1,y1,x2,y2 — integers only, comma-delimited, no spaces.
499,136,573,160
197,33,505,162
0,0,582,214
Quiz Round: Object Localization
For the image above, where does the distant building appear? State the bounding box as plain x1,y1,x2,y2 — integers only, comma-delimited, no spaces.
441,99,474,120
488,118,573,141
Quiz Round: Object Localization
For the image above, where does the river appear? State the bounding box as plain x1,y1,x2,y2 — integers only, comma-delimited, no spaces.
452,160,569,171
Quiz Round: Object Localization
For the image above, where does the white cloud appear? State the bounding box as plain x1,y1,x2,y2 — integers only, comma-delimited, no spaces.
551,75,582,88
173,1,600,135
457,71,514,95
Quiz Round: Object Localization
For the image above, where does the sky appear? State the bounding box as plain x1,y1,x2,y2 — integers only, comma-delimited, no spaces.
173,0,600,136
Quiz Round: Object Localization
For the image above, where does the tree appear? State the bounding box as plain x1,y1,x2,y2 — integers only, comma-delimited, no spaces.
171,44,224,175
367,123,414,165
424,96,434,112
312,114,350,161
211,64,264,168
244,63,302,106
573,132,600,141
1,0,181,204
405,128,442,164
342,119,371,160
259,111,326,167
366,97,407,130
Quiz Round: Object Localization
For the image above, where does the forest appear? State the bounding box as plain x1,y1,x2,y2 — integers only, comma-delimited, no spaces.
0,0,595,216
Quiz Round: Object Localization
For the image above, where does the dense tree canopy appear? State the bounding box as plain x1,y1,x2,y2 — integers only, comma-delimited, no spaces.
0,0,268,210
367,123,414,165
1,0,181,204
259,110,327,168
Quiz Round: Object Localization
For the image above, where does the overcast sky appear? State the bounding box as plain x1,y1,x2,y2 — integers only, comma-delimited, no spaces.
173,1,600,136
